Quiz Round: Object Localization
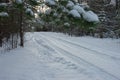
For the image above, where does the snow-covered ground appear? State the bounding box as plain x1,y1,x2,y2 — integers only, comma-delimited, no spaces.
0,32,120,80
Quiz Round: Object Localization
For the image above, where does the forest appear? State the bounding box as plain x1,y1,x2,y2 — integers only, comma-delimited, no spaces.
0,0,120,50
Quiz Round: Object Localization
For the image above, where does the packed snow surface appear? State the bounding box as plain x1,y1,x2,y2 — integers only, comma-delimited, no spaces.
0,32,120,80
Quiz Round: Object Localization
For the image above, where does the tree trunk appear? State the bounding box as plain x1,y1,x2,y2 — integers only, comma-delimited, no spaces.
0,39,2,47
0,32,2,47
20,10,24,47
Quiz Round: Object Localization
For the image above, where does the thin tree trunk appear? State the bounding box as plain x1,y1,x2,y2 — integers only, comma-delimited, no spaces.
0,32,2,47
20,10,24,47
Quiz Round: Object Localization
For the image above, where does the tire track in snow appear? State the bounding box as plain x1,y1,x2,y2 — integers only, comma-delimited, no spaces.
34,37,78,70
40,33,120,60
36,33,120,80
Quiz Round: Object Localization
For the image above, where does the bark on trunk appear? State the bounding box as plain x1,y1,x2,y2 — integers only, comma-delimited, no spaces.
20,10,24,47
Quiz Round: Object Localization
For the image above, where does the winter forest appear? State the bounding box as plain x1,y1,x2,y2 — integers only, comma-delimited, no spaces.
0,0,120,80
0,0,119,50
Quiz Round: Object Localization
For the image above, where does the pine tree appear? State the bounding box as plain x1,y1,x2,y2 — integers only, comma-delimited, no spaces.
0,0,40,49
39,0,99,36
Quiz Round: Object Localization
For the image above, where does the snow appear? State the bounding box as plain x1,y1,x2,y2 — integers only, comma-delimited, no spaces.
73,5,85,14
25,8,34,16
69,10,81,18
62,7,69,13
64,22,70,27
0,32,120,80
0,3,8,7
0,12,9,17
80,2,89,9
110,0,116,6
15,0,23,4
42,0,99,23
45,8,52,15
53,12,58,17
66,1,74,8
83,11,99,22
44,0,56,6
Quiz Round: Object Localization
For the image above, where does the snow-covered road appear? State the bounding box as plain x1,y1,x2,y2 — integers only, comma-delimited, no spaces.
0,32,120,80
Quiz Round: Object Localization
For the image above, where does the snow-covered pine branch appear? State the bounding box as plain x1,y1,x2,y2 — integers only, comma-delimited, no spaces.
83,11,99,22
0,12,9,17
25,8,34,16
44,0,56,6
0,3,8,7
69,9,81,18
15,0,23,4
109,0,116,6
